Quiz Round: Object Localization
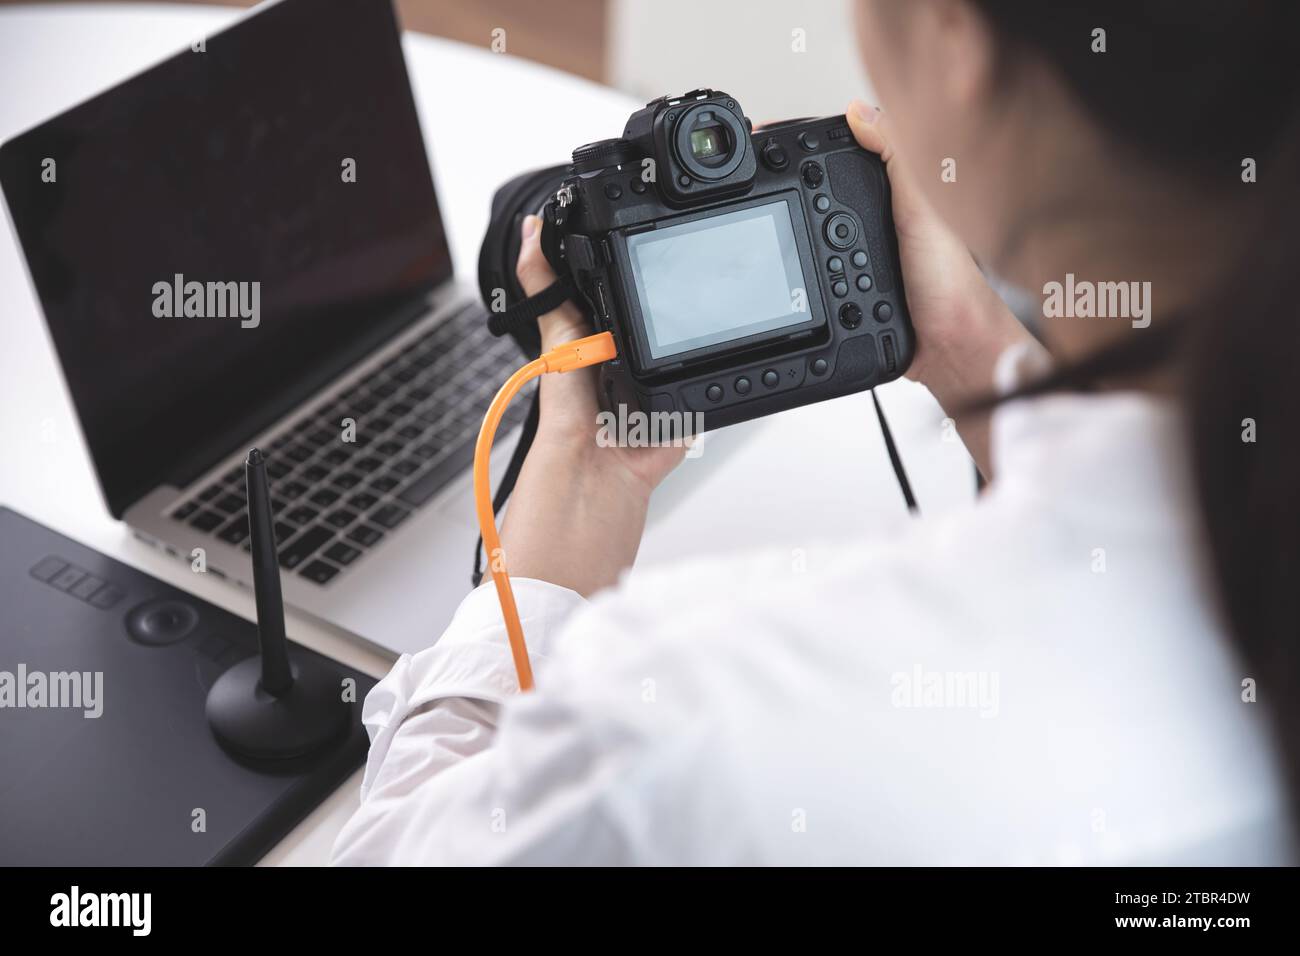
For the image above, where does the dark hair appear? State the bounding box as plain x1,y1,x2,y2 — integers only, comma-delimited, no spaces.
968,1,1300,828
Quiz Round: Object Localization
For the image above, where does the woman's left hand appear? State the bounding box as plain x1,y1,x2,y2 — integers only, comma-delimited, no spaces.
494,215,686,597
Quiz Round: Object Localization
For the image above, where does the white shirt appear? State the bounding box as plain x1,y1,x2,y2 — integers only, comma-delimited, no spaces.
331,358,1292,865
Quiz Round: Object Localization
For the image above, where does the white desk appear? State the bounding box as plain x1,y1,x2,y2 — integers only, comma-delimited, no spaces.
0,3,974,865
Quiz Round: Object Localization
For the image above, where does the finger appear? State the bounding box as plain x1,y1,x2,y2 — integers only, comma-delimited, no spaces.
845,100,929,230
515,214,557,296
516,214,588,349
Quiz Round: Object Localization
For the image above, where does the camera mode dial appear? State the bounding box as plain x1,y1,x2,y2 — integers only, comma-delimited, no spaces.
572,138,641,174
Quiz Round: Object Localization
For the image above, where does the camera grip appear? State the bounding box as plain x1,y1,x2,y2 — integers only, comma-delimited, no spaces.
827,150,894,295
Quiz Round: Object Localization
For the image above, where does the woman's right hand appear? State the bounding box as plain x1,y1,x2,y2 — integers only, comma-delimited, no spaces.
846,100,1038,475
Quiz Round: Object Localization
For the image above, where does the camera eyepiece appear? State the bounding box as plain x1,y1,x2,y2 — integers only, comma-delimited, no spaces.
672,103,747,181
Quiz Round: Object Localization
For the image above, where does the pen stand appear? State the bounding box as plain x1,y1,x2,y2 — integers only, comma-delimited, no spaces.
204,448,351,762
206,654,351,762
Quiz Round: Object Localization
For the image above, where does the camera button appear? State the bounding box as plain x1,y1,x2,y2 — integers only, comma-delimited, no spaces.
761,369,780,389
798,131,821,151
832,280,849,298
824,212,859,250
604,183,623,200
811,358,829,376
677,174,691,187
851,250,869,269
814,194,831,213
839,303,863,330
706,384,724,403
827,256,844,273
856,274,873,292
630,178,646,194
734,376,752,395
874,301,894,323
802,161,824,188
760,140,789,171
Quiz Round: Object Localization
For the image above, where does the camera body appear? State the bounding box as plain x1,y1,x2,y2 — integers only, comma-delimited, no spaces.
538,89,914,431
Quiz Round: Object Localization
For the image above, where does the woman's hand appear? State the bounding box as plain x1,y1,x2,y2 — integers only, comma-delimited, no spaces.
493,215,686,597
846,100,1040,476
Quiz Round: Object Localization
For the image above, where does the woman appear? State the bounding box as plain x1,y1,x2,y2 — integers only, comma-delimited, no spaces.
333,0,1299,864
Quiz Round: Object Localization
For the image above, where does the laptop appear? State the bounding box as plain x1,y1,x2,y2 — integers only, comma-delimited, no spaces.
0,0,528,656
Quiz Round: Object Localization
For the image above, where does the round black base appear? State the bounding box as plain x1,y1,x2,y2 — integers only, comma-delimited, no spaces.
205,656,351,761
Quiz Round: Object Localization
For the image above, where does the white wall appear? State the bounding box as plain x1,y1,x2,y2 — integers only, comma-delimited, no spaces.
608,0,876,123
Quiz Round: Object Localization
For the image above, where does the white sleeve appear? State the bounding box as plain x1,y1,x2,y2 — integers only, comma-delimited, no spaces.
331,577,622,865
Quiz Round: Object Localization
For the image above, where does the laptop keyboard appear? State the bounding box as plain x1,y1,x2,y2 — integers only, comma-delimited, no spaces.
168,302,531,585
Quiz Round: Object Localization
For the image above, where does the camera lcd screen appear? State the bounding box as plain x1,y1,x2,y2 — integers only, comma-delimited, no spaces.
627,200,813,360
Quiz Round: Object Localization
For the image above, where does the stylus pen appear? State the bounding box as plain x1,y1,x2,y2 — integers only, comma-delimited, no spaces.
245,447,293,696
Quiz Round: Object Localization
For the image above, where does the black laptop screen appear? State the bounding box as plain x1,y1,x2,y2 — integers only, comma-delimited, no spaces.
0,0,451,516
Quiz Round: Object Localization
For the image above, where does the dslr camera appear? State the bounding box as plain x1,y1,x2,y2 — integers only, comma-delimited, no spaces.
479,89,914,432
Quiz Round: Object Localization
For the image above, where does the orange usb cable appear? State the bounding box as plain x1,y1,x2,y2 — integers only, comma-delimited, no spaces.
473,330,618,691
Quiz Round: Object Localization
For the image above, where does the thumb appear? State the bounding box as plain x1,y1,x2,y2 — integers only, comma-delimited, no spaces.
515,214,556,295
514,213,589,349
845,100,929,231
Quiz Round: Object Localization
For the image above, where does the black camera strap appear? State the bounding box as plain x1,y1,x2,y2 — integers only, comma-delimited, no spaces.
486,273,578,339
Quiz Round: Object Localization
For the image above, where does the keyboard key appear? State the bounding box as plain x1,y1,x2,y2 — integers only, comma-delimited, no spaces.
215,493,244,515
222,466,243,483
331,471,363,490
397,424,423,441
171,501,199,521
412,442,439,459
279,526,334,570
267,458,292,479
397,440,475,507
324,542,361,565
347,524,385,548
348,492,379,511
191,510,225,532
286,505,320,525
371,381,398,398
302,464,330,483
354,456,383,473
387,401,414,418
308,488,341,507
370,475,400,493
274,521,297,544
218,517,249,545
353,396,379,414
370,504,411,529
280,481,309,499
325,508,357,529
323,448,352,466
299,560,341,585
307,428,333,445
369,417,395,434
392,458,420,476
285,444,313,463
271,496,289,514
376,440,403,456
198,484,223,502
